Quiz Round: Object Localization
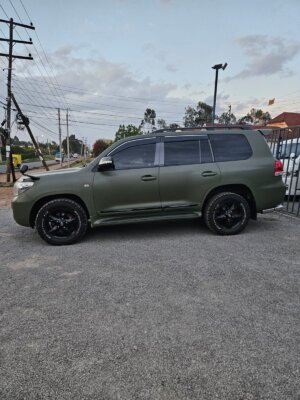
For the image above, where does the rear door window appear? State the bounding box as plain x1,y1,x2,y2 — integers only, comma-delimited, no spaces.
209,134,252,162
163,136,213,166
164,139,200,166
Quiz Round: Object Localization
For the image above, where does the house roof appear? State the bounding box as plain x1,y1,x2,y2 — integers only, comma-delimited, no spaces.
268,112,300,126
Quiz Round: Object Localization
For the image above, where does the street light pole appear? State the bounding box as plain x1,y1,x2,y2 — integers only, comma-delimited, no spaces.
212,63,228,124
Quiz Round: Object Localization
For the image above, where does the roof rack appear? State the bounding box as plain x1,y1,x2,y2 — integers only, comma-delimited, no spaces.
154,125,253,133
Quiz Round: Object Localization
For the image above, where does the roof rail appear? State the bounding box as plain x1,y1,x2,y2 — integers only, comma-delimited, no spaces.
154,125,253,133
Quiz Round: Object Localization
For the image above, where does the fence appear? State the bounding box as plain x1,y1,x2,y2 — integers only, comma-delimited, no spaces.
265,126,300,217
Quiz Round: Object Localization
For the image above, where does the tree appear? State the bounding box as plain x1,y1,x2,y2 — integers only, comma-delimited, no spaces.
238,108,271,125
183,102,213,127
114,124,141,142
140,108,156,133
92,139,110,157
157,118,167,129
169,123,181,129
62,134,82,154
156,119,181,130
217,112,237,125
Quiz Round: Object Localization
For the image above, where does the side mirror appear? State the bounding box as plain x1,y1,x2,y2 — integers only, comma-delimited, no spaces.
290,152,296,159
98,156,114,171
19,163,40,181
20,164,29,174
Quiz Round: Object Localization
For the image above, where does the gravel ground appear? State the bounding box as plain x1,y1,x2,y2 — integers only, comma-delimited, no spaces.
0,210,299,399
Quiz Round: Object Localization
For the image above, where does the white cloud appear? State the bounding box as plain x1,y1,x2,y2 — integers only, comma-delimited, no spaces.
227,35,300,81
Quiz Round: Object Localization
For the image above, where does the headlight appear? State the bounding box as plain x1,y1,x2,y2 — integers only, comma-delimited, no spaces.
13,180,35,197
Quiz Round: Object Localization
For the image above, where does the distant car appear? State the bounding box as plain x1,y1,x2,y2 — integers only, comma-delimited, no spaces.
272,138,300,196
55,152,64,162
73,153,79,158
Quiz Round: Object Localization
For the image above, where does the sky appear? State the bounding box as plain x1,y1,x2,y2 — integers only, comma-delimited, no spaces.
1,0,300,145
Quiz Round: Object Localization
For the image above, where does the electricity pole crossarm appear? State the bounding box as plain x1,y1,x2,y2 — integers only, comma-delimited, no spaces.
0,38,33,45
11,93,49,171
0,19,35,30
0,53,33,60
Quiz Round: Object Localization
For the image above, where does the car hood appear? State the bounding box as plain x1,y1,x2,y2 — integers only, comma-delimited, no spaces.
29,167,82,178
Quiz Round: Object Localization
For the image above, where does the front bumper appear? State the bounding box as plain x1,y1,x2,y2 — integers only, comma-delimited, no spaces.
12,195,33,227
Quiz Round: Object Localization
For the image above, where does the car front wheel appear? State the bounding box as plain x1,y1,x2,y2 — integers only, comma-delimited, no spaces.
204,192,250,235
35,198,88,245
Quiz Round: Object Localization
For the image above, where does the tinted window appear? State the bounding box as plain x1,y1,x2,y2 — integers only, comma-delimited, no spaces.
113,143,156,170
164,140,200,166
209,134,252,162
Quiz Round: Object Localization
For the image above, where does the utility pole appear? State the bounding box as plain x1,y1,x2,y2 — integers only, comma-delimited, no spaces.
11,93,49,171
58,108,62,167
81,137,84,158
66,109,70,168
0,18,34,182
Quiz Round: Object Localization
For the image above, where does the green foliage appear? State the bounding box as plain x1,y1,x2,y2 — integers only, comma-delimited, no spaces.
62,134,82,154
140,109,156,133
11,146,36,160
92,139,111,157
143,108,156,125
183,102,213,127
238,108,271,125
217,112,237,125
157,118,167,129
169,123,181,129
114,124,142,142
156,120,181,130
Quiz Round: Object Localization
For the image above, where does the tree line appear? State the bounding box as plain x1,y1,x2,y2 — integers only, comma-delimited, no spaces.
92,102,272,156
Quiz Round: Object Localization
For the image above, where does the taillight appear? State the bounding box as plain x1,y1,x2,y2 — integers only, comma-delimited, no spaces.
274,160,283,176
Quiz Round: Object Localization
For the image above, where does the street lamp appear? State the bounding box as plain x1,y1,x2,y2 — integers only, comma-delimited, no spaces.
212,62,228,124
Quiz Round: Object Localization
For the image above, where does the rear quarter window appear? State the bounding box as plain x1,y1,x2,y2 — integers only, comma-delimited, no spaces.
209,134,252,162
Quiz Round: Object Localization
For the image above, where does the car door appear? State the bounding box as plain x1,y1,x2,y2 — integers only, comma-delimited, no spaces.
159,135,221,212
92,138,161,217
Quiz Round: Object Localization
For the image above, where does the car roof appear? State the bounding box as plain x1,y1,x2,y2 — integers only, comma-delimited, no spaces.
120,126,257,143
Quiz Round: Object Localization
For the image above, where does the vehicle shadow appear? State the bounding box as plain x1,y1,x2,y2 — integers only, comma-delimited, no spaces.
84,216,274,243
85,218,207,242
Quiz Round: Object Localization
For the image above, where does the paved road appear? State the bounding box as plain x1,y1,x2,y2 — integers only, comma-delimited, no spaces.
0,210,299,399
0,160,57,173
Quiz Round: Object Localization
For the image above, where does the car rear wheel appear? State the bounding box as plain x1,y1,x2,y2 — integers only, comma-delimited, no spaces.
35,198,88,245
204,192,250,235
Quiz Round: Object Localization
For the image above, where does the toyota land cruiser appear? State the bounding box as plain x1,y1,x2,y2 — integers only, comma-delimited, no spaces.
12,127,285,245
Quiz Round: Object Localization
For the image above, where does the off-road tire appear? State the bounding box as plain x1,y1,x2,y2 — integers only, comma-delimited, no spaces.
35,198,88,245
204,192,250,235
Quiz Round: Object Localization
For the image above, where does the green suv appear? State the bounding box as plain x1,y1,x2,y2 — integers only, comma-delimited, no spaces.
12,127,285,245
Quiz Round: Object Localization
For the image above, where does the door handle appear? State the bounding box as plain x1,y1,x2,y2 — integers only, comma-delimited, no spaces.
201,171,217,177
141,175,157,181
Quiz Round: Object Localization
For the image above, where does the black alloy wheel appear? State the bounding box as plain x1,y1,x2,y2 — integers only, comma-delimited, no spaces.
204,192,250,235
35,198,88,245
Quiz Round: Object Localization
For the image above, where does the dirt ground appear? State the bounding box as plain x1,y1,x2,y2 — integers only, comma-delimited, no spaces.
0,187,13,208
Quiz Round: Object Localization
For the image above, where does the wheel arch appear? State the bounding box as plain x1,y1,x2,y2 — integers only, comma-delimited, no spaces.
30,194,90,228
203,184,257,219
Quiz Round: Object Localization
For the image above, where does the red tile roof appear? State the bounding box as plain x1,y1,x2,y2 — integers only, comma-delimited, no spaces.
269,112,300,126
